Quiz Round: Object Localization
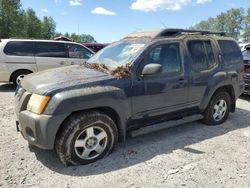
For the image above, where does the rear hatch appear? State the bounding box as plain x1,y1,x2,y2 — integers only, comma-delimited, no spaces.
244,60,250,81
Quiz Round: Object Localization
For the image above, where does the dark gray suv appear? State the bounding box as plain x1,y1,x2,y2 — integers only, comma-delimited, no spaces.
15,29,245,165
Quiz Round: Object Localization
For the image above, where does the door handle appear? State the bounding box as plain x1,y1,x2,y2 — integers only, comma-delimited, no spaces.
178,78,186,85
60,61,66,65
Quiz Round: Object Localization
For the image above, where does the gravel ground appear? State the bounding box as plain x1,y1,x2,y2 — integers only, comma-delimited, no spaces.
0,83,249,188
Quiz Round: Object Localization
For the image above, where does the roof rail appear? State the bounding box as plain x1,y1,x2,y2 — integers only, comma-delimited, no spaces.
9,37,47,40
156,29,227,38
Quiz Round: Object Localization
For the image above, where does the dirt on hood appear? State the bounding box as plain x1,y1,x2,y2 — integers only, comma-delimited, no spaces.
82,62,131,79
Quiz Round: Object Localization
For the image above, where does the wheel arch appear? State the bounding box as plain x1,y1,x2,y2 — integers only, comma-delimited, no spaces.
212,85,236,112
201,85,236,112
9,69,33,82
55,106,125,147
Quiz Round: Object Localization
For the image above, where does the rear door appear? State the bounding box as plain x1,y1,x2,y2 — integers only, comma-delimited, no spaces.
65,43,93,65
35,42,69,71
186,39,219,106
243,50,250,82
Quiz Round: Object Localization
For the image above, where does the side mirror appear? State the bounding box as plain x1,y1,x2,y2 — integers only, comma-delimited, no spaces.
142,63,162,75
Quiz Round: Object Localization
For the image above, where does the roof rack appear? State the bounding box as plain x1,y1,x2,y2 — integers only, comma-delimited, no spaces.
123,28,227,40
156,29,227,38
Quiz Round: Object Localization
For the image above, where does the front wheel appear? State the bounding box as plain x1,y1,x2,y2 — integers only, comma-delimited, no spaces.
55,111,118,166
202,92,231,125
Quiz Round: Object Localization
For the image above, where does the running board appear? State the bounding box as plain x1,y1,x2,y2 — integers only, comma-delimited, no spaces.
129,114,204,137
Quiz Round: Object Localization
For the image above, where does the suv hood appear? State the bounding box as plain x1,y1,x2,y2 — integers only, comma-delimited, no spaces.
21,65,114,95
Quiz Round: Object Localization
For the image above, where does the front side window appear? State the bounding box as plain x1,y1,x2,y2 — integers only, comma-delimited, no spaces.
66,44,93,59
36,42,67,58
143,43,182,75
4,41,34,56
188,40,217,72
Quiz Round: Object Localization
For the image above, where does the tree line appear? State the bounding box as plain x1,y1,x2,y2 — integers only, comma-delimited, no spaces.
0,0,96,43
190,7,250,42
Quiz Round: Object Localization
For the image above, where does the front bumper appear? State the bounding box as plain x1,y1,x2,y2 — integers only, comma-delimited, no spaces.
16,110,68,149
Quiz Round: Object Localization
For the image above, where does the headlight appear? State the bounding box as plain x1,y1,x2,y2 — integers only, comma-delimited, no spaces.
27,94,50,114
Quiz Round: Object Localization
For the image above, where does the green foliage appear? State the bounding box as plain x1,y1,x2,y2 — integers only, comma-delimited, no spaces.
41,16,56,39
190,7,249,41
25,9,42,38
69,33,96,43
0,0,22,38
242,8,250,42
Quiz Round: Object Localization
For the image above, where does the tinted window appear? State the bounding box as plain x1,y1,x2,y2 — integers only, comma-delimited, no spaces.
87,46,105,52
36,42,67,58
204,41,216,68
144,43,182,75
66,44,93,59
243,50,250,60
218,40,242,64
4,41,34,56
188,40,216,72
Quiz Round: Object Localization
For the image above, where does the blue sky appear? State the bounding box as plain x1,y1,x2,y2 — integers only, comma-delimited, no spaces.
21,0,249,43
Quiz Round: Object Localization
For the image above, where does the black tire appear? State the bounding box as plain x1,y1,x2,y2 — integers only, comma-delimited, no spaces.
201,91,231,125
55,111,118,166
12,70,31,88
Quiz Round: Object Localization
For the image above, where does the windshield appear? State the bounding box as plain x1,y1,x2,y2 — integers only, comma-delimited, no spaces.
87,41,146,69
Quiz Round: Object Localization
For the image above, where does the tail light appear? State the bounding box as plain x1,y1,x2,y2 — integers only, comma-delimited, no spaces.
242,64,245,80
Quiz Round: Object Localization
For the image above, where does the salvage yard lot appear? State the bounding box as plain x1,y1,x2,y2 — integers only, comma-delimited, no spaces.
0,83,249,188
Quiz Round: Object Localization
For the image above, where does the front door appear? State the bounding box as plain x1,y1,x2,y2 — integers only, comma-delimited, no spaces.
186,39,219,106
131,42,189,124
65,43,93,65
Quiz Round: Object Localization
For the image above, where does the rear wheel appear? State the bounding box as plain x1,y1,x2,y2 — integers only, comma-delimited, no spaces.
55,111,118,166
202,92,231,125
12,70,31,88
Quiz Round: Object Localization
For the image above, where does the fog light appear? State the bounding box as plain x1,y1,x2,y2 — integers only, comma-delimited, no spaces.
25,127,35,141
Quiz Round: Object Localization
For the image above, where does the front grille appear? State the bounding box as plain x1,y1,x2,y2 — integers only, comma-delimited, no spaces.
15,88,32,118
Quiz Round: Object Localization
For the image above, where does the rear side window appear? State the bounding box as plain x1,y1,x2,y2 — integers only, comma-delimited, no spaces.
36,42,67,58
218,40,242,64
188,40,217,72
204,41,216,68
4,41,34,56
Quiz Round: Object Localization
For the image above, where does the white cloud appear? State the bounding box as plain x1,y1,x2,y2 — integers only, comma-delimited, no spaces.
196,0,211,4
91,7,116,16
69,0,82,6
130,0,212,11
41,8,48,13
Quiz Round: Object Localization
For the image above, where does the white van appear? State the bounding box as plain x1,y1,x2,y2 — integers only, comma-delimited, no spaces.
0,39,94,87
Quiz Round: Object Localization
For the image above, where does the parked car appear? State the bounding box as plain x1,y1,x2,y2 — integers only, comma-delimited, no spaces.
15,29,245,165
0,39,94,87
82,43,108,52
242,44,250,93
239,43,250,52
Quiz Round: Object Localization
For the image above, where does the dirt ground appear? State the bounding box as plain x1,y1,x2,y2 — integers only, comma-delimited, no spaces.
0,83,249,188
